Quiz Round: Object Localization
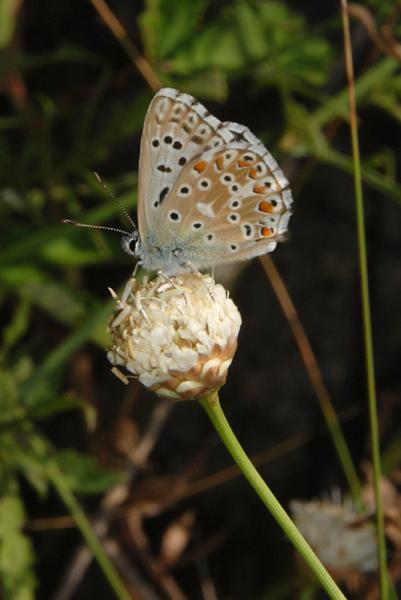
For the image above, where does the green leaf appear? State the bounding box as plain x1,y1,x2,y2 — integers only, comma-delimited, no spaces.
0,299,31,358
183,71,228,102
171,22,246,74
0,266,109,347
255,1,332,88
38,237,105,266
0,478,36,600
0,368,19,414
234,1,269,61
0,0,18,48
12,435,50,497
283,97,329,157
139,0,207,60
55,450,124,494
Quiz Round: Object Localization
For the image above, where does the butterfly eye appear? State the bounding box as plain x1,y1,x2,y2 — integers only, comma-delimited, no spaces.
122,233,138,256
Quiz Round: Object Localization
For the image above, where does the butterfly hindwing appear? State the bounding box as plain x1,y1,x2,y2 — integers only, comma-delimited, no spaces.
155,133,292,268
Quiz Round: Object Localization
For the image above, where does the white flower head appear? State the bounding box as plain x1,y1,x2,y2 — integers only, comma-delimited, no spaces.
290,493,378,575
107,273,241,400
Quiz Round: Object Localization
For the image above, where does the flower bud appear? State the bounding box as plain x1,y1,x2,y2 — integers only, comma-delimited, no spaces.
107,273,241,400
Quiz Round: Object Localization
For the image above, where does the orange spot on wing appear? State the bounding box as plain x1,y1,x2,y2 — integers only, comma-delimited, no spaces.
253,185,266,194
261,227,273,237
259,200,273,213
249,167,258,178
193,160,207,173
237,159,249,168
215,156,225,170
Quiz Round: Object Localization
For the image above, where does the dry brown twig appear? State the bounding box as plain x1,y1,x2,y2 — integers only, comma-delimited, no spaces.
348,3,401,63
88,0,162,91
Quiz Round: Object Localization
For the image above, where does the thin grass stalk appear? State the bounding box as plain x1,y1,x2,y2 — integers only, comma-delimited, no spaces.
340,1,388,597
200,392,346,600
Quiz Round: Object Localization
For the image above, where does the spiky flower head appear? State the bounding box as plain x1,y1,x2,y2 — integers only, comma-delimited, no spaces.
107,273,241,400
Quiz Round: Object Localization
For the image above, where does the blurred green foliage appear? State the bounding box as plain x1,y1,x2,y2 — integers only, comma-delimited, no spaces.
1,0,401,597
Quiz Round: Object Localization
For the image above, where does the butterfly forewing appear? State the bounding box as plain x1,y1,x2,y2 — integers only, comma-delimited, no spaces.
137,88,293,272
138,88,233,244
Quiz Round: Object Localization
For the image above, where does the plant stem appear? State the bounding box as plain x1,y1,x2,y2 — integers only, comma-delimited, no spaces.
200,392,346,600
340,2,388,598
46,461,131,600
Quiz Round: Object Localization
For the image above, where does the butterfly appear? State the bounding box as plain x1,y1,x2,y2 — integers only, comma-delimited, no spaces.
66,88,293,275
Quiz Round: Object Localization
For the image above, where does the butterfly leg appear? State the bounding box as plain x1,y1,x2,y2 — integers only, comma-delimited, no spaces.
156,270,178,284
132,260,143,278
111,366,131,385
183,261,204,278
183,262,216,301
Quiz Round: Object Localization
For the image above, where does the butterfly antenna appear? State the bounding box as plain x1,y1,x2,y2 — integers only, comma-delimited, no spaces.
93,172,137,232
62,219,131,236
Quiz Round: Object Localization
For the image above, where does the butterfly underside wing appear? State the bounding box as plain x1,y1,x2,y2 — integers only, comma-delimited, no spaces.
136,88,293,274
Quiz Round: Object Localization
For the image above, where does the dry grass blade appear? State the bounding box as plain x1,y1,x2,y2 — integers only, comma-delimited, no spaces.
259,255,361,500
88,0,162,92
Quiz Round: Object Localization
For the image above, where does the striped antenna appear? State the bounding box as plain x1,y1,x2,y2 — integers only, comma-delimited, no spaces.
61,219,131,236
93,172,137,232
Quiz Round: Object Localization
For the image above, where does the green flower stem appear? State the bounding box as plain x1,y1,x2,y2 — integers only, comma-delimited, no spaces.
200,392,346,600
46,461,131,600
